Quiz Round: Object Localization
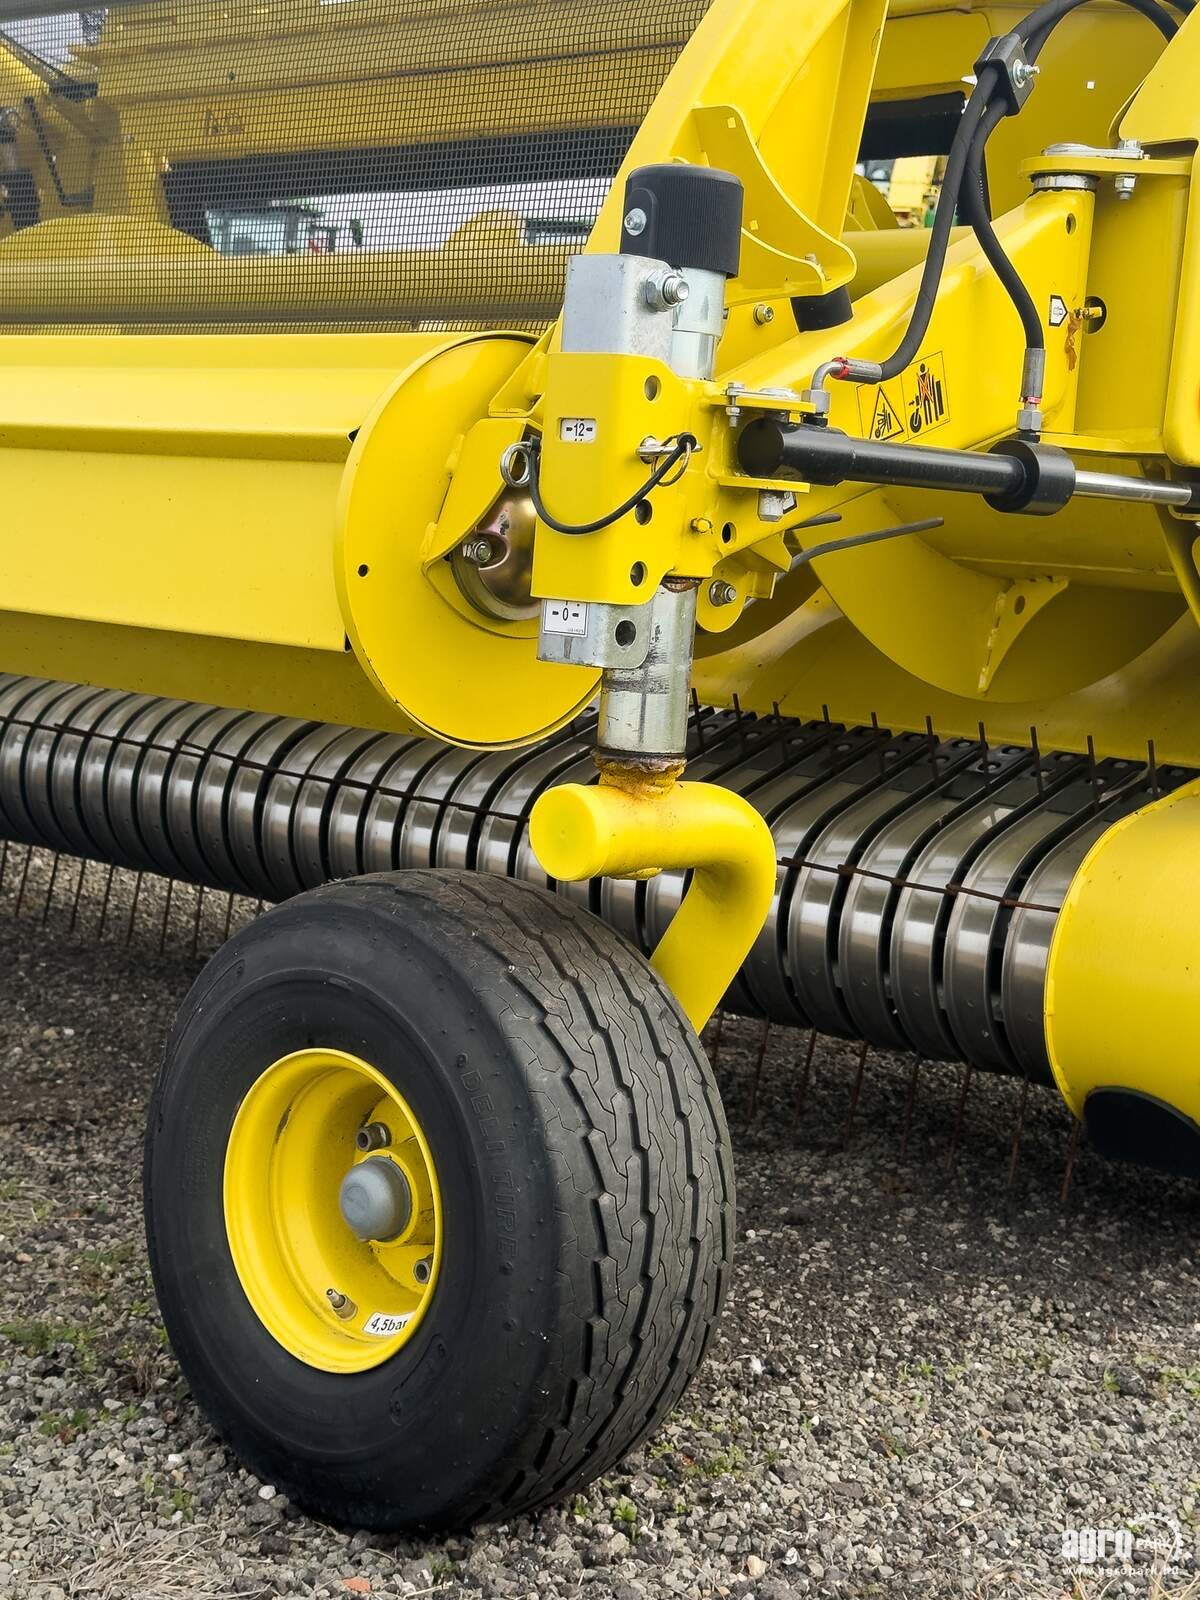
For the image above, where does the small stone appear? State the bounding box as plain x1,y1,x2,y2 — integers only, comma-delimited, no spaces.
747,1555,768,1578
1108,1365,1146,1398
258,1483,278,1500
831,1481,868,1501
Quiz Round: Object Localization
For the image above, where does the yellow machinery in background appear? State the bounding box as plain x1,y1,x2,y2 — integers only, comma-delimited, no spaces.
0,0,1198,1531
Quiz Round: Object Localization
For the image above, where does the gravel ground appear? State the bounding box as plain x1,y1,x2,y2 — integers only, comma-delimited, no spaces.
2,849,1200,1600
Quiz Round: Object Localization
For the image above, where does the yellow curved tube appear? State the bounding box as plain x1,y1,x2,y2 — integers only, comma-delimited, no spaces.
530,779,777,1033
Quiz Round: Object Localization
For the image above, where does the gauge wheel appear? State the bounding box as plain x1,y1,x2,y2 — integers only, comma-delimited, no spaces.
144,869,734,1530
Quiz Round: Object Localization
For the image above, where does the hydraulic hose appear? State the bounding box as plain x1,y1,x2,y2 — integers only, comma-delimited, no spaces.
961,99,1044,356
1022,0,1178,47
851,0,1181,396
955,0,1178,409
873,80,996,383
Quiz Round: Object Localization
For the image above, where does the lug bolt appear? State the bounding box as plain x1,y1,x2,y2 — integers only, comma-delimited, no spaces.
355,1121,391,1153
412,1255,434,1286
709,581,738,608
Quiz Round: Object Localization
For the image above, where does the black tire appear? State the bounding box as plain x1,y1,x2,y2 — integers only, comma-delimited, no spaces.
144,869,733,1530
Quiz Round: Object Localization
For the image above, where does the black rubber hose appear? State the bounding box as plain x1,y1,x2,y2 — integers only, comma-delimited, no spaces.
961,100,1045,354
1022,0,1178,47
874,70,999,382
870,0,1180,386
953,0,1179,372
526,432,697,536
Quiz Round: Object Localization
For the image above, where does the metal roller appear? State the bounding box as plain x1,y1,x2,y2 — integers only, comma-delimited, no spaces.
0,673,1191,1086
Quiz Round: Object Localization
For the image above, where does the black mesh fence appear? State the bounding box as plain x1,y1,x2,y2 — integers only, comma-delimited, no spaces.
0,0,713,330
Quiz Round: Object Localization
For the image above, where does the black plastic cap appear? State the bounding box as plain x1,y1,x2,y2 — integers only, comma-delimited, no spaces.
791,286,853,334
620,164,744,279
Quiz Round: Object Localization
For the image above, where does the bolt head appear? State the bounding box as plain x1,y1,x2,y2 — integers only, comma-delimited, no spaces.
642,270,690,312
753,303,776,326
758,489,798,524
663,273,690,307
623,207,648,238
461,537,498,567
708,580,738,608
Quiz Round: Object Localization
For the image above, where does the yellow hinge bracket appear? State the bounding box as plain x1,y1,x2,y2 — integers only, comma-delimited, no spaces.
693,103,858,305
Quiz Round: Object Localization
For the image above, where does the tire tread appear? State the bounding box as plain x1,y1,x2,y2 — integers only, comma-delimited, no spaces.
349,871,733,1521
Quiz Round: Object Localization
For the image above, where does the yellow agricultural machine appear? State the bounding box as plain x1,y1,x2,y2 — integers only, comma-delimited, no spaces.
0,0,1198,1531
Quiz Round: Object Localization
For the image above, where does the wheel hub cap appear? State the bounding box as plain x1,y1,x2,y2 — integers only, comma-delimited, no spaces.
339,1155,413,1242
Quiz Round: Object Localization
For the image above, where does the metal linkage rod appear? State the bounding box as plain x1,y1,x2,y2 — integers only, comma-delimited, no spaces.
1073,469,1198,507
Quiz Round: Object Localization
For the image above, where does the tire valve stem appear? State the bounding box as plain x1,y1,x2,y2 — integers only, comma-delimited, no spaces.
355,1122,391,1153
412,1256,433,1287
326,1288,358,1321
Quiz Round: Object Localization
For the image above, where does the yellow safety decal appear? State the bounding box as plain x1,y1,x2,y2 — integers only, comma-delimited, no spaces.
856,352,950,442
862,386,905,441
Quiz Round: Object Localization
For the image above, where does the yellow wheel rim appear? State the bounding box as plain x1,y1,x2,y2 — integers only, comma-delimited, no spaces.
223,1048,442,1374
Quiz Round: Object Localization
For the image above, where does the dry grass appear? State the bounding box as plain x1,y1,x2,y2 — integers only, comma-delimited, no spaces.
30,1513,235,1600
964,1565,1200,1598
1068,1575,1200,1599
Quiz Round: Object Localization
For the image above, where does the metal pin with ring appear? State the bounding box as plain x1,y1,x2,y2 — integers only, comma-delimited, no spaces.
500,441,534,490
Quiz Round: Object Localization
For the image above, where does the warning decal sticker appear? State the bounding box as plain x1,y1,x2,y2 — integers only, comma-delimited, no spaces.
856,352,950,443
866,388,905,441
901,354,949,438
